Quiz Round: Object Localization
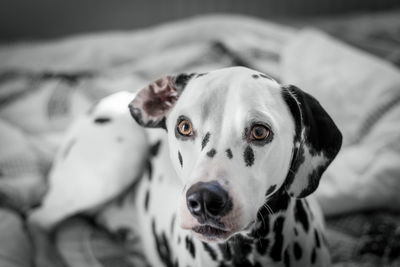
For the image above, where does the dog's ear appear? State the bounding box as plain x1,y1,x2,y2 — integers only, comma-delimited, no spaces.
128,73,195,129
282,85,342,198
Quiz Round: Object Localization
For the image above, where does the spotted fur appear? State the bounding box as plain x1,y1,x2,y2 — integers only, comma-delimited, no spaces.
41,67,339,267
243,146,255,166
206,148,217,158
225,149,233,159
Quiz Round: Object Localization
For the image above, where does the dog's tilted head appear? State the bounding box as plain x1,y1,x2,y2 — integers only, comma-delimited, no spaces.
129,67,342,242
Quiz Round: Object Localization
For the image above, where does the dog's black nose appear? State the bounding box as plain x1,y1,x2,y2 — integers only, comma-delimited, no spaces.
186,181,232,221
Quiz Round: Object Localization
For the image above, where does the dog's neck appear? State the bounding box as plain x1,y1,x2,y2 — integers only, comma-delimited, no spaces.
218,188,294,265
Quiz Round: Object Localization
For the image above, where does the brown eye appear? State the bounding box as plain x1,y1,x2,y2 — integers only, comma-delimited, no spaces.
251,125,270,141
177,119,193,136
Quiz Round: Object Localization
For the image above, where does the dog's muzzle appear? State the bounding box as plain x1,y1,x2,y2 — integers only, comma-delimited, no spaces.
186,181,232,222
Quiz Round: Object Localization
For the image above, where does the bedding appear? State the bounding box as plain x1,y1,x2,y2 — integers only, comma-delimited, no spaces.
0,13,399,267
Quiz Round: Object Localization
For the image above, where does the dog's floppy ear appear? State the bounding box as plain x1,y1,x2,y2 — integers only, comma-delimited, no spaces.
128,73,195,129
282,85,342,198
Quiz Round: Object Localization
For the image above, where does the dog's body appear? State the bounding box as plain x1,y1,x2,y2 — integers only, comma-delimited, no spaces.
30,67,342,267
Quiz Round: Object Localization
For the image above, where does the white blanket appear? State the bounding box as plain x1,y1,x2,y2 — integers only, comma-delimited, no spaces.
282,30,400,215
0,14,399,217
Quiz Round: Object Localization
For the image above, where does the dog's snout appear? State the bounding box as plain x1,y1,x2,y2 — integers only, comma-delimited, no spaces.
186,181,232,221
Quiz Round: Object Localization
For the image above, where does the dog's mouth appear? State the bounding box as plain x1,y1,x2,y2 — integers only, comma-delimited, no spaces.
191,224,231,241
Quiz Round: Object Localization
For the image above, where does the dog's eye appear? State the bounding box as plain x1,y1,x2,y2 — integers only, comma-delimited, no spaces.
250,125,270,141
177,119,193,136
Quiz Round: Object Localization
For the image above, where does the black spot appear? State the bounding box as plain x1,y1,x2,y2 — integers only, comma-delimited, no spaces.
294,228,298,236
270,216,285,261
144,190,150,211
228,235,254,265
201,132,210,150
152,219,174,267
284,247,291,267
170,214,176,235
94,117,111,124
225,148,233,159
256,238,269,255
293,242,302,260
294,200,309,232
202,242,217,261
146,160,153,181
185,236,196,258
265,184,277,196
178,151,183,167
314,230,321,248
311,248,317,264
207,148,216,158
177,236,181,244
252,212,270,238
265,187,291,213
174,73,195,90
233,259,253,266
243,146,254,167
252,74,259,79
116,137,124,143
218,243,232,261
62,139,76,159
150,140,162,157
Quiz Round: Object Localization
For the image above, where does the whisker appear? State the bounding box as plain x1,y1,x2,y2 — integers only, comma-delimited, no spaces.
263,203,273,215
257,210,266,231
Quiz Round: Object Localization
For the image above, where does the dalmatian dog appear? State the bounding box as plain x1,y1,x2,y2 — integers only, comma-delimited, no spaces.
30,67,342,267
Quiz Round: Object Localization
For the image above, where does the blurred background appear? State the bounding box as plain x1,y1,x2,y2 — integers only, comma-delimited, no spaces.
1,1,400,267
1,0,400,40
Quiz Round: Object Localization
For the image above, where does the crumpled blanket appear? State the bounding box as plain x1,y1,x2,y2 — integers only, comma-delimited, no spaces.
0,14,399,267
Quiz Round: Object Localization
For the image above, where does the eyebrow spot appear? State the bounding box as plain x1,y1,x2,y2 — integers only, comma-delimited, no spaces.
178,151,183,167
94,117,111,124
201,132,210,151
206,149,216,158
243,146,255,167
226,148,233,159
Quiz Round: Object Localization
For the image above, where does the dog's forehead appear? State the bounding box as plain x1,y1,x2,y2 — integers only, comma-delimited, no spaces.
172,67,287,126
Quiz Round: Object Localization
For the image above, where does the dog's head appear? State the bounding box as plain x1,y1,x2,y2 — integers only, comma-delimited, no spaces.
129,67,342,242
